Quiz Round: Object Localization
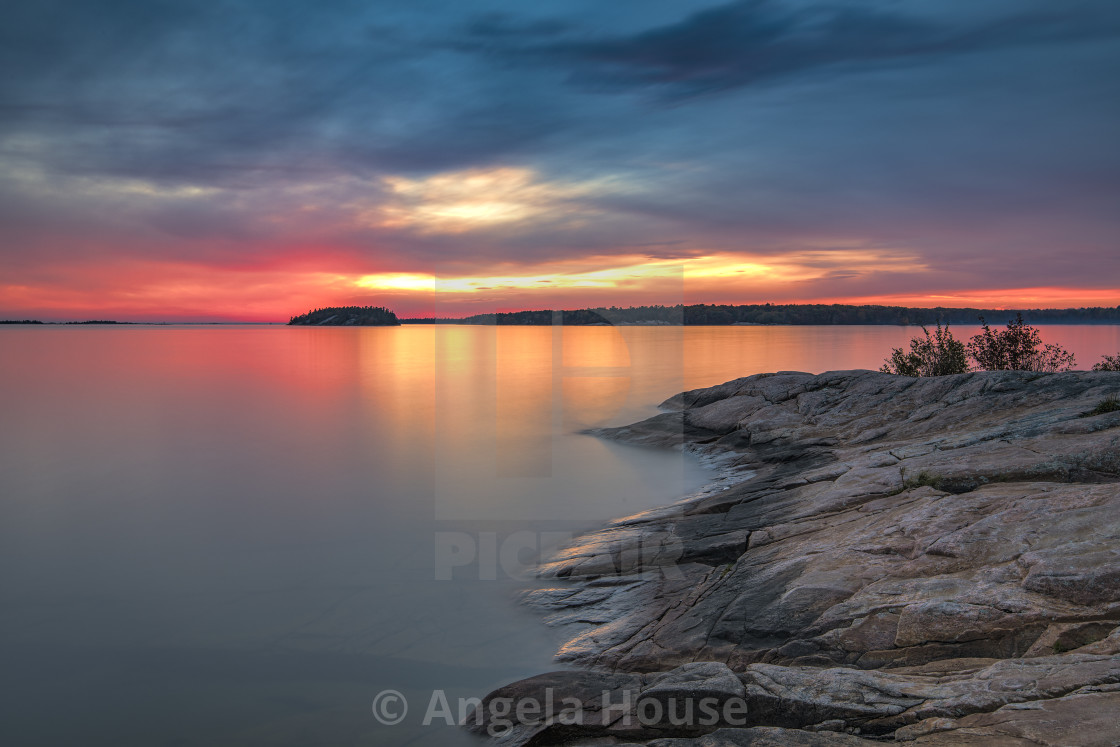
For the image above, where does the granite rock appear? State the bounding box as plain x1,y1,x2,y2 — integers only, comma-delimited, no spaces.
475,370,1120,745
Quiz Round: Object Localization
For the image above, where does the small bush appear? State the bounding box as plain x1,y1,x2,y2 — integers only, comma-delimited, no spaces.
881,323,969,377
967,313,1076,372
1082,396,1120,417
903,470,942,490
1092,354,1120,372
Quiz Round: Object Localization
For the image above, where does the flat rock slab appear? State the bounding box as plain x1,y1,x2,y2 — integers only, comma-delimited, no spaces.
473,370,1120,745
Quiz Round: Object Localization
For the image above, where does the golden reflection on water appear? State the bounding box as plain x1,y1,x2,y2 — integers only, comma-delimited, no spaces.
496,327,554,476
339,323,1120,496
562,377,631,431
13,323,1112,517
561,325,631,369
561,326,633,432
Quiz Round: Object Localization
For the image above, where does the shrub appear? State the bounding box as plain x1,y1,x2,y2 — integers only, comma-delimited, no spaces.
967,314,1076,372
1081,396,1120,418
1092,354,1120,372
881,323,969,377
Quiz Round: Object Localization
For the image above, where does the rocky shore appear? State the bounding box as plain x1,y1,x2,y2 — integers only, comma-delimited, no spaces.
471,370,1120,746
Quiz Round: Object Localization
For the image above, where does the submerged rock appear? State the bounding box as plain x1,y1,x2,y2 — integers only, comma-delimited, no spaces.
475,370,1120,745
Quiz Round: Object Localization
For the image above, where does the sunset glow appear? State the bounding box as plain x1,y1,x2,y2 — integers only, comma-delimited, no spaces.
375,167,622,234
5,250,1120,322
2,2,1118,321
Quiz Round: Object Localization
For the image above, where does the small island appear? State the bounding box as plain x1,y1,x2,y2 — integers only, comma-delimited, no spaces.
287,306,400,326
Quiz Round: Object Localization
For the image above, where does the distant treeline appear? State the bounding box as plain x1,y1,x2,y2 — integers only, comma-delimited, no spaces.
0,319,128,325
401,304,1120,326
288,306,400,326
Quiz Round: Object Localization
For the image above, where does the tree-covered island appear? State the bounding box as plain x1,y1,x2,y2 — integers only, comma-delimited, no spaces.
288,306,400,326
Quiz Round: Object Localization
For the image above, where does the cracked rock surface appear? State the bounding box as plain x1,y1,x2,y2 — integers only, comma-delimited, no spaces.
471,370,1120,745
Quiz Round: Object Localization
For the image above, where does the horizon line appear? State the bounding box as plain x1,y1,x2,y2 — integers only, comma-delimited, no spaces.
7,300,1120,326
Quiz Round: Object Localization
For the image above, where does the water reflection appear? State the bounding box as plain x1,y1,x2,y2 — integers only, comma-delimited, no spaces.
0,324,707,745
1,323,1117,745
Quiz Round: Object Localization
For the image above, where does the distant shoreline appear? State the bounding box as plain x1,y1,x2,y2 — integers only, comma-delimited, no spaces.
7,320,1120,327
397,302,1120,326
7,301,1120,327
397,319,1120,326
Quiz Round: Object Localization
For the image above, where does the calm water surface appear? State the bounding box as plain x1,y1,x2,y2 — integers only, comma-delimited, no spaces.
1,324,1117,745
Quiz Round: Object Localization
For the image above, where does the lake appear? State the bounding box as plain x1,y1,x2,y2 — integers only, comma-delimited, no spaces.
2,323,1118,745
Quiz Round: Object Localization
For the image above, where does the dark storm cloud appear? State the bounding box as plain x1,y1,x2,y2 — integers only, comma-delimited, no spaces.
0,0,576,184
462,0,1120,99
3,0,1117,185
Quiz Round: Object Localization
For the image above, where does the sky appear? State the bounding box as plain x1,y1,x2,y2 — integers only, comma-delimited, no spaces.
2,0,1119,321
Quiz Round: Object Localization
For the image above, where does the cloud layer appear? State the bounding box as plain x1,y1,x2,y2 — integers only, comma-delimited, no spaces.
1,0,1118,319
